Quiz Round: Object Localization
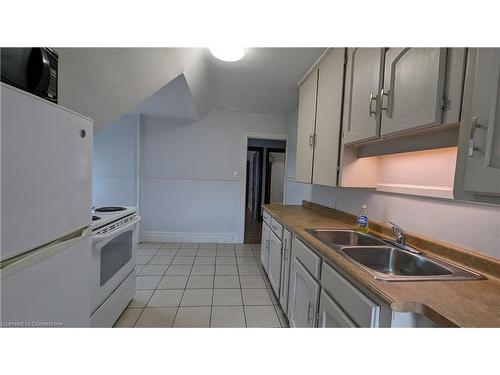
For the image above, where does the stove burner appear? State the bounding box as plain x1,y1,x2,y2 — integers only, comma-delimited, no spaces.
92,215,101,221
95,206,126,213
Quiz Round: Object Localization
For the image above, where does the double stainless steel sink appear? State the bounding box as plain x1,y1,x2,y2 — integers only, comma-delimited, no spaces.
306,229,484,282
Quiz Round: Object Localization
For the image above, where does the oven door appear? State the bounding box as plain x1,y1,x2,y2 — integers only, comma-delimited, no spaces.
91,217,139,313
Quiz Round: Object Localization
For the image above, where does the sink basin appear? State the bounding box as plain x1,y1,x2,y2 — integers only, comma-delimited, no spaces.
340,246,484,281
305,229,484,282
342,247,451,276
306,229,386,248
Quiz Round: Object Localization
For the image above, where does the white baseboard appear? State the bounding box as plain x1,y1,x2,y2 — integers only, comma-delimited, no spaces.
140,231,241,243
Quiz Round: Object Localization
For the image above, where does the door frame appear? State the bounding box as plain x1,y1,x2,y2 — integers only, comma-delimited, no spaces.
247,146,264,220
239,132,288,243
265,147,286,204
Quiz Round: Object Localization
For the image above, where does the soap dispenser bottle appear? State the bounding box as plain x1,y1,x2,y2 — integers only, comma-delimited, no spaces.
356,204,369,234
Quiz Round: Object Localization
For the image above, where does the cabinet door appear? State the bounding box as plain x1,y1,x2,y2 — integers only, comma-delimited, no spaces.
268,231,282,297
260,222,271,272
380,48,447,136
312,48,345,186
318,290,356,328
342,48,385,144
279,229,292,314
289,259,320,328
295,69,318,183
460,49,500,196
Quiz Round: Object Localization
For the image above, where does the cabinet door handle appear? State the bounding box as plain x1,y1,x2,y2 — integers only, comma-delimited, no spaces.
283,238,288,261
308,133,314,147
468,116,487,157
369,93,377,117
380,88,390,115
307,301,313,324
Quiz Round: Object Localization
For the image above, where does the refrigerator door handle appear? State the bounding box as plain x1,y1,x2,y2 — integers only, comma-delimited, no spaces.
1,226,91,279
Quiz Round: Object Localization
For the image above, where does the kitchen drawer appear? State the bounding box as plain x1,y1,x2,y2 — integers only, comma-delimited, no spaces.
263,210,271,225
321,262,380,327
292,238,320,279
270,218,284,239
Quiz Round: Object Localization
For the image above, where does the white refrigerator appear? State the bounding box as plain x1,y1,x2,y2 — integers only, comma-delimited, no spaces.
1,83,93,327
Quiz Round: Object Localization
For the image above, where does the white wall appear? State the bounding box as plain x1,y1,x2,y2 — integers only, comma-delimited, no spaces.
140,111,287,243
285,111,500,260
284,110,314,204
93,114,138,207
270,152,285,203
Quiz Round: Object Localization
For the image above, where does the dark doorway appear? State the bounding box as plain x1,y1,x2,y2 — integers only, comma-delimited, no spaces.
244,138,286,244
247,146,264,222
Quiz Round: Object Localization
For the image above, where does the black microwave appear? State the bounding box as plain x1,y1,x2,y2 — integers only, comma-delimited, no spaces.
1,47,58,103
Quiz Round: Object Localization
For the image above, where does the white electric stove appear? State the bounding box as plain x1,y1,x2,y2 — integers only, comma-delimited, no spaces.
91,206,139,229
90,206,141,327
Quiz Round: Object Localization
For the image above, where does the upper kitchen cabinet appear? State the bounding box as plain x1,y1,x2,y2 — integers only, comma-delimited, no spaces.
343,48,385,144
295,49,345,186
339,48,467,198
380,48,448,136
295,69,318,183
312,48,346,186
455,48,500,203
343,48,466,145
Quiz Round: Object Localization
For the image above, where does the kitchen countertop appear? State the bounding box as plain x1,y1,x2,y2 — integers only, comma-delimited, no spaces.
263,202,500,327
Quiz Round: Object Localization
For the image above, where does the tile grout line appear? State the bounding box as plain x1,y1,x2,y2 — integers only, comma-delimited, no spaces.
130,244,164,327
209,245,217,328
235,244,247,328
132,242,280,328
170,242,199,327
134,242,181,327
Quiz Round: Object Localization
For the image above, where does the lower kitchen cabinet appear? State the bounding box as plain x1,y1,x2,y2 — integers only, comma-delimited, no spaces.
318,290,356,328
279,229,292,314
321,261,380,328
260,221,271,272
261,209,441,328
288,258,320,328
268,231,282,297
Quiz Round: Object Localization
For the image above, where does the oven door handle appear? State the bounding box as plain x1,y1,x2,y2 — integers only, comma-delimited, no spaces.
93,216,141,243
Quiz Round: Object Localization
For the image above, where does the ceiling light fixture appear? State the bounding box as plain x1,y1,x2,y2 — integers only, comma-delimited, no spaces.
209,47,245,62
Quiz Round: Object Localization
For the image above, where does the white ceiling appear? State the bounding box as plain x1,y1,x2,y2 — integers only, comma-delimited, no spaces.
206,48,325,115
128,74,199,121
57,48,325,131
127,48,325,120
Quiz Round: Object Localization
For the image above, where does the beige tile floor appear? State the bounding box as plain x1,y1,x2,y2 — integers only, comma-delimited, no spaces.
114,242,288,328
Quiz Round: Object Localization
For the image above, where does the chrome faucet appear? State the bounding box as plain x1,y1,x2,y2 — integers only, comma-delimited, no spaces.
389,221,406,245
388,221,421,254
